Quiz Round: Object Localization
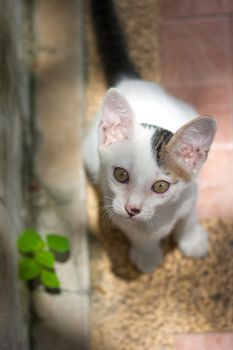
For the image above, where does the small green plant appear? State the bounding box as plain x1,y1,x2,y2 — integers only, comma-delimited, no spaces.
17,229,70,290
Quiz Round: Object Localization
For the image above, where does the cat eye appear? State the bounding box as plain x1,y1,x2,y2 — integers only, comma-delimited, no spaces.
152,180,170,194
114,167,129,183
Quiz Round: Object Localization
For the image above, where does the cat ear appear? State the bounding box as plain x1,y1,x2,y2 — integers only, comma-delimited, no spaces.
166,116,217,178
98,88,136,147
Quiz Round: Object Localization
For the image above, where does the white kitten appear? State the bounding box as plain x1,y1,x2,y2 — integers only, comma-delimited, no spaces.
83,78,216,273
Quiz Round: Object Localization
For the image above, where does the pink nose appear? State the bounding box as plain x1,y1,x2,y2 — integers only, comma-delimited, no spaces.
125,206,141,217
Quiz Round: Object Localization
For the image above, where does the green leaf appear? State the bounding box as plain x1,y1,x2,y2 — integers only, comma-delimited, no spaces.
35,251,55,269
17,229,45,253
40,269,60,289
19,257,41,281
47,234,70,253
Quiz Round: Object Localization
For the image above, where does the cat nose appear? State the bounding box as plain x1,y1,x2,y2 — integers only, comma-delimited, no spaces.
125,206,141,217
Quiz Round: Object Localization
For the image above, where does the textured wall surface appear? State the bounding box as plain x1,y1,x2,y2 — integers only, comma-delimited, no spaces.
0,0,30,349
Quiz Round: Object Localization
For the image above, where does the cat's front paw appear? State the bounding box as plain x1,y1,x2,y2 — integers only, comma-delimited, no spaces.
129,245,163,273
178,225,208,258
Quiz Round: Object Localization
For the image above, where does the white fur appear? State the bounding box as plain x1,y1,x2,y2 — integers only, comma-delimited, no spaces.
83,78,216,273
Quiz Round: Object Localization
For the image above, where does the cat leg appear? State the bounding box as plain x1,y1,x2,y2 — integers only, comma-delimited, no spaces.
129,238,163,273
174,209,208,258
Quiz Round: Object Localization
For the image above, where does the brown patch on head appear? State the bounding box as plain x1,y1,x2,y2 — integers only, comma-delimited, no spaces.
159,147,191,182
151,127,173,162
150,126,190,181
167,158,191,182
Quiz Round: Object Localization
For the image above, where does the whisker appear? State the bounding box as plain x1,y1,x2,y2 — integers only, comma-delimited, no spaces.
154,213,164,221
101,207,114,226
100,194,165,243
103,195,114,202
99,204,113,210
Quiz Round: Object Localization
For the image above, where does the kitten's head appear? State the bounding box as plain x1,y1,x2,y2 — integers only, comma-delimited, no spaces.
98,88,216,223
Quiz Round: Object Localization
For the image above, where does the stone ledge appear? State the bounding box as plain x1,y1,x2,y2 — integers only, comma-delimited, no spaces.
33,291,89,350
32,0,89,348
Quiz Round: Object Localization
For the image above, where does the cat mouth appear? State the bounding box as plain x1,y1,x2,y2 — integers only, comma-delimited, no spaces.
115,212,137,222
113,209,143,222
125,214,142,222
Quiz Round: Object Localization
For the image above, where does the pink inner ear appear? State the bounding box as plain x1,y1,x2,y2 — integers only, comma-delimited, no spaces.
98,88,136,147
172,116,216,174
176,142,208,170
101,119,129,146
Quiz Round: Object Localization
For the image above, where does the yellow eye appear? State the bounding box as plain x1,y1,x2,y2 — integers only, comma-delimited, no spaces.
114,167,129,183
152,180,170,194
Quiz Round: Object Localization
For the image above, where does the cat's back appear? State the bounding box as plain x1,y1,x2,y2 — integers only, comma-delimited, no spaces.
116,78,197,132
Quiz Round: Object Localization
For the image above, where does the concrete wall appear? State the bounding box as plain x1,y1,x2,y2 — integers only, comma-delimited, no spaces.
31,1,90,349
0,0,30,348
